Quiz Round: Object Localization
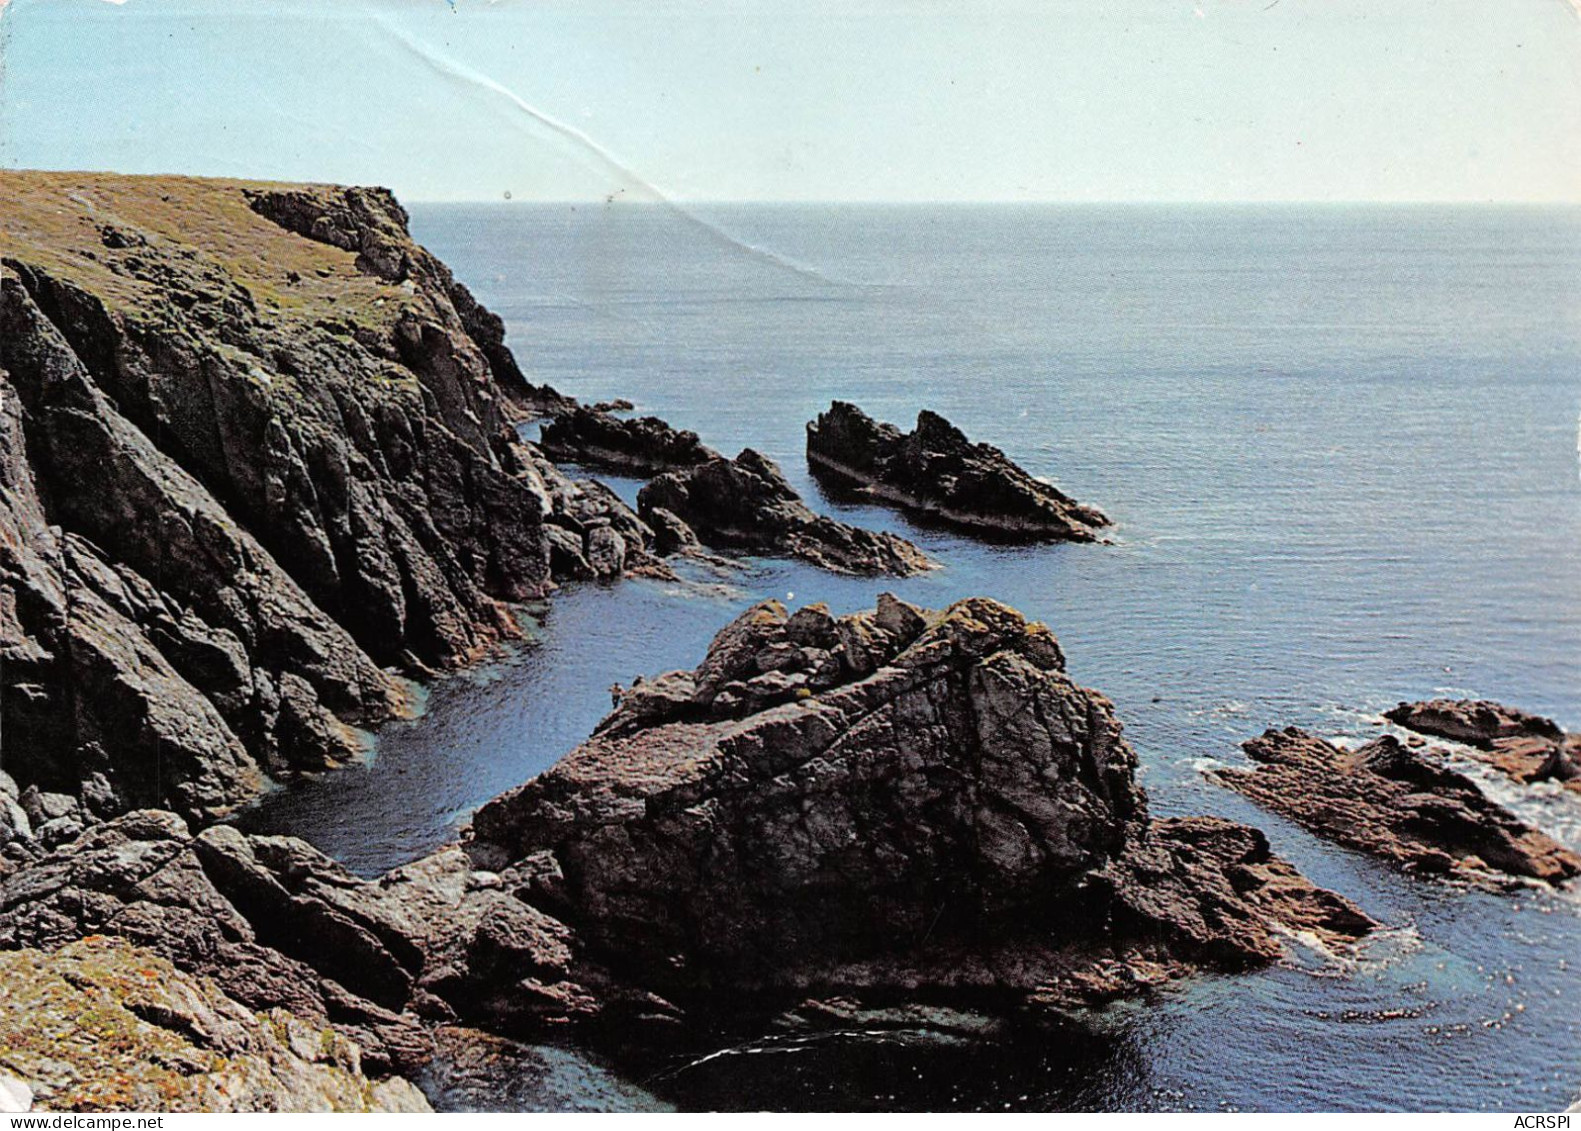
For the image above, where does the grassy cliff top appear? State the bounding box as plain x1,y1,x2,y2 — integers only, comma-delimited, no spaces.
0,169,407,328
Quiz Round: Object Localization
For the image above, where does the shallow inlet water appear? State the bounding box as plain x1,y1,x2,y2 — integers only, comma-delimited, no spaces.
241,204,1581,1111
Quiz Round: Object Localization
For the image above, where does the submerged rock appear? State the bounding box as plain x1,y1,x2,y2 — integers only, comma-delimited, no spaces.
0,938,431,1112
1215,728,1581,889
806,401,1110,542
540,406,721,476
1385,699,1581,794
470,595,1371,1015
637,449,935,576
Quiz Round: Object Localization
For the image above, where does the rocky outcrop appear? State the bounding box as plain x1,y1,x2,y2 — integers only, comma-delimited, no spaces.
0,596,1378,1090
0,938,430,1112
1215,728,1581,889
242,184,568,418
529,450,674,583
540,406,720,476
1385,700,1581,794
0,171,652,827
637,450,935,576
0,808,654,1073
806,402,1110,542
470,595,1372,1013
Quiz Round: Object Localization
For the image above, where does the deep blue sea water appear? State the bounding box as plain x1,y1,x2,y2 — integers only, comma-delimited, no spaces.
243,203,1581,1112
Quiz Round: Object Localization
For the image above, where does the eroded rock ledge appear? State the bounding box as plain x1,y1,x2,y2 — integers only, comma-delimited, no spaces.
540,406,721,476
470,595,1372,1011
1215,728,1581,889
637,449,935,576
1386,699,1581,794
806,401,1110,542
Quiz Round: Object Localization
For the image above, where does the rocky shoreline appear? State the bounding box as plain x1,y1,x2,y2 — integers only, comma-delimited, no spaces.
1386,699,1581,794
3,171,1575,1112
0,596,1377,1109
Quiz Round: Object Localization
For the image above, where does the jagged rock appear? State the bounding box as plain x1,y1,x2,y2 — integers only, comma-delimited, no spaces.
0,170,581,823
243,185,567,418
0,938,430,1112
469,596,1371,1014
1385,699,1581,793
540,406,720,475
637,449,935,576
644,506,699,557
806,401,1110,542
528,451,673,584
1215,728,1581,889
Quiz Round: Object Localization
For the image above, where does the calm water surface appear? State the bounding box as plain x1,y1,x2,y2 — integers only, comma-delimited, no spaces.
242,204,1581,1112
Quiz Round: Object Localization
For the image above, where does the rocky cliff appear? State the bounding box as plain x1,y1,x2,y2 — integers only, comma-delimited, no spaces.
0,171,643,829
470,595,1372,1010
0,595,1375,1094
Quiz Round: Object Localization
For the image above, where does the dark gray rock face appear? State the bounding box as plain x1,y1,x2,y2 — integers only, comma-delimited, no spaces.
470,595,1372,1009
0,171,641,829
530,452,674,583
1215,728,1581,889
0,275,397,824
806,401,1110,542
637,449,935,576
1385,699,1581,792
540,406,720,475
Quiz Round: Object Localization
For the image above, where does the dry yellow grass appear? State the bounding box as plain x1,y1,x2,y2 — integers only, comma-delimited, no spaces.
0,168,402,329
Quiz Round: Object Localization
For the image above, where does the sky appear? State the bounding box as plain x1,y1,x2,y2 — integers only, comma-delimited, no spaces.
1,0,1579,203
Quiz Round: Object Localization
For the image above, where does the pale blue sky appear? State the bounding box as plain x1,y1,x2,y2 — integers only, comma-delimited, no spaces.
2,0,1578,202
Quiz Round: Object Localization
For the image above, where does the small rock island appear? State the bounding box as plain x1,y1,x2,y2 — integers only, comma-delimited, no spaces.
1215,728,1581,889
539,405,721,475
806,401,1111,542
637,448,936,576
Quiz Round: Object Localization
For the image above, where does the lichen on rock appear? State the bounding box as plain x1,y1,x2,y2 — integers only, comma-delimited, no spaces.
0,938,430,1112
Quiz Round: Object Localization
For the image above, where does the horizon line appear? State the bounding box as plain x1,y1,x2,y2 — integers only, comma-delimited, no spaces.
403,196,1581,207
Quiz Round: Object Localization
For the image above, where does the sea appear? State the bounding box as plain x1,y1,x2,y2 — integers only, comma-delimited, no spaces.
239,203,1581,1112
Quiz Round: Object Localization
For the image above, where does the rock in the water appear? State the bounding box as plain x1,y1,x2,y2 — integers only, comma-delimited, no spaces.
529,450,672,583
0,170,576,823
469,595,1371,1014
806,401,1110,542
1385,699,1581,793
637,449,935,576
0,938,430,1112
540,406,720,475
1215,728,1581,889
